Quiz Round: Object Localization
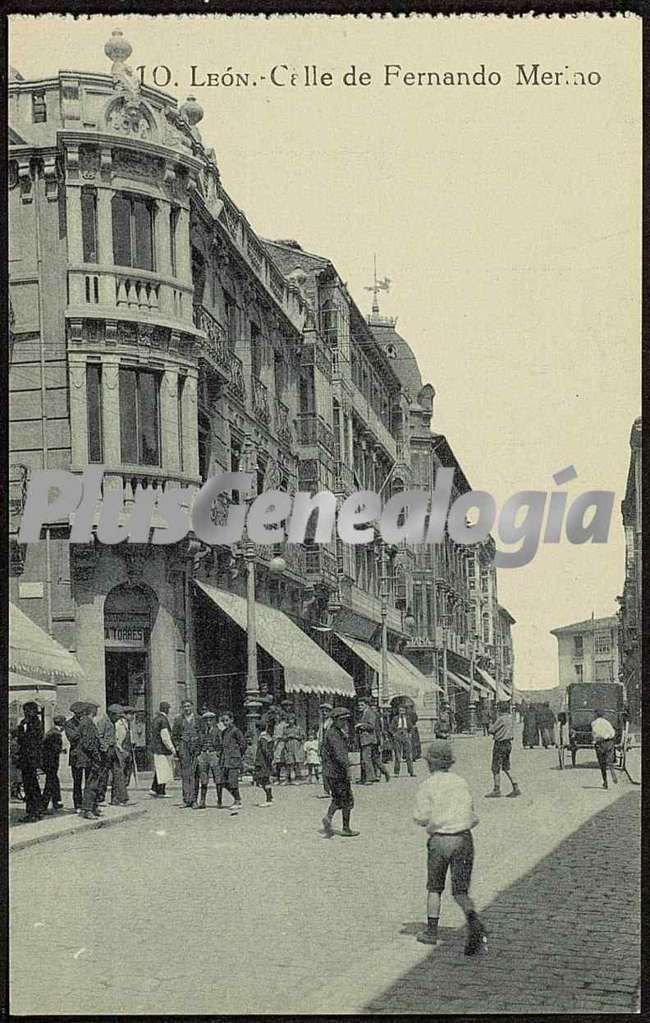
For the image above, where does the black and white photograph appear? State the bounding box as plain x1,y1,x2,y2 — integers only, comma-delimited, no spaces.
7,11,641,1016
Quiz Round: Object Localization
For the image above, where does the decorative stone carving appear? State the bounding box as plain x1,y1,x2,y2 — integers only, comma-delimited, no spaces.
65,145,79,179
17,157,32,203
8,161,18,189
263,458,282,490
124,548,147,585
103,364,119,390
210,491,230,527
80,146,100,180
113,148,161,181
105,320,118,346
162,106,195,151
42,155,60,201
138,324,154,347
67,318,84,346
106,96,154,139
61,78,81,122
117,321,138,346
69,364,85,389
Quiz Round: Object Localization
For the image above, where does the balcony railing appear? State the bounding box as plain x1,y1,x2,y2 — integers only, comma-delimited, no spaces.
193,304,231,380
297,414,334,454
67,265,194,328
334,461,355,494
274,397,295,449
252,376,271,426
304,544,338,583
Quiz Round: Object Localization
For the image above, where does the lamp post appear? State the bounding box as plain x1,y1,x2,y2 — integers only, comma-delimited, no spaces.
468,630,478,735
379,540,390,708
440,610,449,707
239,438,287,737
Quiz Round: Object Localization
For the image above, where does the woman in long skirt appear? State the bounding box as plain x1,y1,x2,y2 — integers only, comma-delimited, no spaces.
272,712,288,783
522,704,539,748
283,714,304,783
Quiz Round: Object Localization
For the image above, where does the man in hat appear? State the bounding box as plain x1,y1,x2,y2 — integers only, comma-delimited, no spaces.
317,702,334,798
41,714,67,812
218,710,247,814
172,700,201,808
390,702,418,776
413,740,487,955
15,701,44,822
195,710,223,809
79,701,104,819
357,697,390,784
120,707,137,790
320,707,359,838
96,704,128,805
65,701,88,812
150,701,176,797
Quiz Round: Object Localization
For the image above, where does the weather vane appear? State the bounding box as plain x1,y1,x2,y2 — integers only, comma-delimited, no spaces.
364,254,391,314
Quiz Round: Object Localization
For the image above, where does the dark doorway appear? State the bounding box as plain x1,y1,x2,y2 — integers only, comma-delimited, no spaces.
105,650,149,768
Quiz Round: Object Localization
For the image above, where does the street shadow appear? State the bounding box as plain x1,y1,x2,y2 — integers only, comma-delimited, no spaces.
365,790,640,1015
9,805,77,827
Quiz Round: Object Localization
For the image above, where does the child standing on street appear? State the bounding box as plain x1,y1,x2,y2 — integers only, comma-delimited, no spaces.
413,740,487,955
486,701,521,798
303,729,321,783
253,726,274,806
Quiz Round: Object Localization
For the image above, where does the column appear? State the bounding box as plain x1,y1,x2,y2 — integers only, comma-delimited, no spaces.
68,356,88,468
101,358,122,467
161,366,180,474
155,200,173,319
96,188,114,306
175,206,192,285
65,186,84,304
181,370,199,478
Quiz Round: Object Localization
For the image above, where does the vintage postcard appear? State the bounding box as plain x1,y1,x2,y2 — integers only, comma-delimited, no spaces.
8,11,641,1016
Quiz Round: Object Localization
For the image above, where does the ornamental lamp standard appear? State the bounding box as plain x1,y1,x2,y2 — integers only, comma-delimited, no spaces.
240,438,286,736
468,627,479,735
439,609,450,708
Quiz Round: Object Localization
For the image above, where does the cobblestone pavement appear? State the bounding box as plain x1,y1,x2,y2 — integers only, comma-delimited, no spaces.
10,732,640,1015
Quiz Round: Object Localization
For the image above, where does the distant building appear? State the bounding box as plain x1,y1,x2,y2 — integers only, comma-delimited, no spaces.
550,615,620,689
617,417,641,724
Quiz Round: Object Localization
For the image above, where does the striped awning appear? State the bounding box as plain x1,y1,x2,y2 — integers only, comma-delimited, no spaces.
9,671,58,702
195,581,355,698
334,634,421,702
9,602,84,682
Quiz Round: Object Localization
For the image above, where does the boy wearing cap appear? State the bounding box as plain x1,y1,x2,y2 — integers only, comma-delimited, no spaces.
41,715,67,811
320,707,359,838
195,710,223,809
64,702,87,812
486,701,521,799
413,740,487,955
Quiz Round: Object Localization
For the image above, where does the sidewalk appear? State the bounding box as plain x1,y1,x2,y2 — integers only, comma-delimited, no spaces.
9,778,151,852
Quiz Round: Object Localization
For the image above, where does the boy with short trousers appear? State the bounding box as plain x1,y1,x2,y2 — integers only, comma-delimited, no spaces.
413,740,487,955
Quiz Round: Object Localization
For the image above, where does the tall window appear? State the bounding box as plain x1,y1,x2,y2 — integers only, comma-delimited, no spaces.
169,206,179,277
573,634,584,657
594,631,611,655
224,289,237,349
177,375,185,472
299,367,315,414
320,300,339,346
250,321,262,379
112,194,155,271
574,664,583,680
229,436,242,504
32,92,46,123
86,363,103,462
119,368,161,466
81,189,98,263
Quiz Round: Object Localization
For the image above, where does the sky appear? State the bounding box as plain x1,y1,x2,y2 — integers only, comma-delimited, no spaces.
10,14,641,690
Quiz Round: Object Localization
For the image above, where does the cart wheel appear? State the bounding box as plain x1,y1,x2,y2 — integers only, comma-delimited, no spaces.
557,746,564,770
570,747,577,768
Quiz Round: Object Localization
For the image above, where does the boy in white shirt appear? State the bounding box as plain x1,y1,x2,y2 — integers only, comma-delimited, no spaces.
413,740,487,955
591,709,619,790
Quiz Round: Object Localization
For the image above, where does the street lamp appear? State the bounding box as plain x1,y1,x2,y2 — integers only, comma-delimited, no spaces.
379,540,390,709
468,629,478,735
239,438,286,736
439,609,450,707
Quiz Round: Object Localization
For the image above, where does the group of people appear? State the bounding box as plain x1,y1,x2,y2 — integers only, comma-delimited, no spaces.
521,701,558,749
11,699,137,823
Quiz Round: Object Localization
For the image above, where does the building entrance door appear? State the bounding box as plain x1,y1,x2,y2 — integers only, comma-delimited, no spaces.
105,650,149,768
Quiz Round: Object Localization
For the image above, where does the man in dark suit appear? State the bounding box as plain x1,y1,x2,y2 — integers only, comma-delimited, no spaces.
79,701,104,819
64,701,87,812
218,711,247,814
15,701,44,822
172,700,201,808
357,698,390,784
320,707,359,838
390,702,418,777
41,714,66,811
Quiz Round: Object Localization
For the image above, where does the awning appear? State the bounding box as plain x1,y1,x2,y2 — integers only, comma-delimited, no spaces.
447,670,471,693
477,667,498,695
334,633,421,703
195,581,355,697
9,602,84,682
9,671,58,702
390,650,444,694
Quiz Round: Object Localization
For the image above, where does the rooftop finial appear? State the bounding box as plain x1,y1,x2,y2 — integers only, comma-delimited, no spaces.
364,254,391,315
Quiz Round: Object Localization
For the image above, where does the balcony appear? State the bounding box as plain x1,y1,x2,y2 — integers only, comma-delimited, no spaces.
192,304,231,380
334,460,355,495
343,583,404,634
350,386,396,460
228,354,247,404
252,376,271,426
274,397,295,449
304,544,338,586
67,264,194,331
297,414,335,454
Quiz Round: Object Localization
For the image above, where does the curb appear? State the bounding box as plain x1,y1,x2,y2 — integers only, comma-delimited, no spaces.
10,806,148,853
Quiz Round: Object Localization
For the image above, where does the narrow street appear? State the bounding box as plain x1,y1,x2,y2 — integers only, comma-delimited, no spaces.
10,731,640,1015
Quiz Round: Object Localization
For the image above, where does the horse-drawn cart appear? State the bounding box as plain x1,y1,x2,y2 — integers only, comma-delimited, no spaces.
556,682,639,783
